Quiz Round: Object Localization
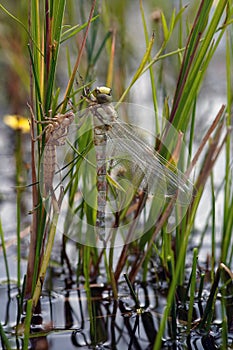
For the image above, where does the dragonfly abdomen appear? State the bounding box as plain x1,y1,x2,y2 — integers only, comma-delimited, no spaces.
94,125,109,242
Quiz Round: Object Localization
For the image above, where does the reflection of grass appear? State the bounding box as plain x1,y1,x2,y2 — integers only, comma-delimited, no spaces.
0,0,232,348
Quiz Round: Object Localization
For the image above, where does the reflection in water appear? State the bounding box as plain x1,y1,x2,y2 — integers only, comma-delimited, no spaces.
1,277,233,350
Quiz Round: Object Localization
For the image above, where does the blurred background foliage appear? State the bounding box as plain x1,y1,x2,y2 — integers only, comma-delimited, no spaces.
0,0,202,115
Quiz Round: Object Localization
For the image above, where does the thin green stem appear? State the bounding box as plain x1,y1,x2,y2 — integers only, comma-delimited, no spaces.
187,248,198,332
0,323,11,350
32,209,59,307
0,219,10,285
15,130,22,289
23,299,33,350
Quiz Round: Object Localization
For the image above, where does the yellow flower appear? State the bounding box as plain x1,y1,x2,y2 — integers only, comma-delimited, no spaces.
3,114,30,133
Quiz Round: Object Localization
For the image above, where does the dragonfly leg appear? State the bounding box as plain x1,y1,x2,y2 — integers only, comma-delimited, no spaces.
51,191,60,214
58,185,64,208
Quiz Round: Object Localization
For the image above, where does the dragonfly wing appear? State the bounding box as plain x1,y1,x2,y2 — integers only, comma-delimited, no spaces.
106,121,193,206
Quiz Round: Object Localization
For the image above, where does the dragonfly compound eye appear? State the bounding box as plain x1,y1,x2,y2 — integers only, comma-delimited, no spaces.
94,86,112,104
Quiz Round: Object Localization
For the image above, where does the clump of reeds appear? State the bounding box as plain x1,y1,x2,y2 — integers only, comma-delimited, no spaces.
0,0,232,348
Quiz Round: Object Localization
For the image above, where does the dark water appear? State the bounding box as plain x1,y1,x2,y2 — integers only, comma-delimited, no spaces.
1,260,233,350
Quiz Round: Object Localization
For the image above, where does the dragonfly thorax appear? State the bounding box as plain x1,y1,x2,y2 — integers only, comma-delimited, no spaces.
93,104,118,129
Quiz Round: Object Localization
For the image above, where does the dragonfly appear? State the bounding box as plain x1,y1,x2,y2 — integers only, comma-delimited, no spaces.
76,86,194,245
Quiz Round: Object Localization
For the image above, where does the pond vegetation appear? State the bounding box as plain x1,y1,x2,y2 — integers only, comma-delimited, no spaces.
0,0,233,349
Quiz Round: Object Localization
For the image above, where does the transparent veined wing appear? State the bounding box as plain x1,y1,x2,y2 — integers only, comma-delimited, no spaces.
103,120,193,206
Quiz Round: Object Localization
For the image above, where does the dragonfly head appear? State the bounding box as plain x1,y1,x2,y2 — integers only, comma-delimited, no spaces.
93,86,112,104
